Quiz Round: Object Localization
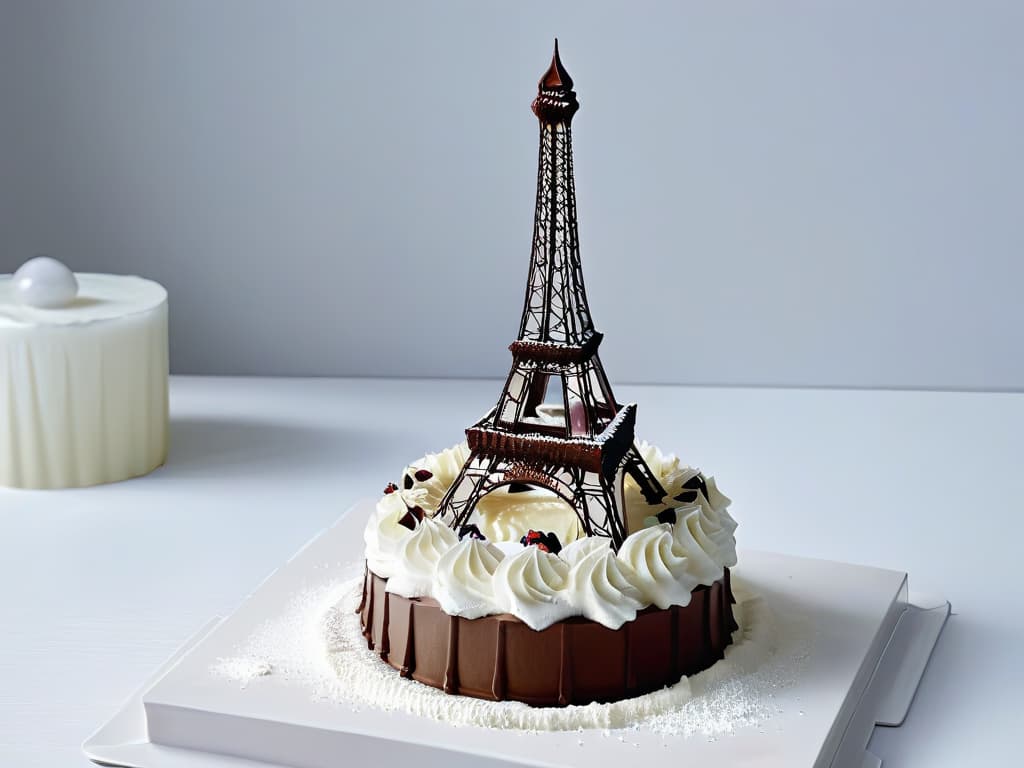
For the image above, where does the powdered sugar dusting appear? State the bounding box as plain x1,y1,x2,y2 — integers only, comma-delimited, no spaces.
209,570,810,738
212,657,273,687
204,576,355,695
643,595,812,738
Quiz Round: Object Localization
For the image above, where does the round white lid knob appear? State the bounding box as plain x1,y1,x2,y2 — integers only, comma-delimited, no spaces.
13,256,79,308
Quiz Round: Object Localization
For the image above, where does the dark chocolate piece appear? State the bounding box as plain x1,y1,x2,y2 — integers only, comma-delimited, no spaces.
459,524,486,541
656,508,678,525
681,473,709,496
397,505,425,531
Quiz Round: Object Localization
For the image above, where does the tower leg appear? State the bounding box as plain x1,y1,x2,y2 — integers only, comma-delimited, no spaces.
622,444,667,506
437,452,498,531
575,469,628,549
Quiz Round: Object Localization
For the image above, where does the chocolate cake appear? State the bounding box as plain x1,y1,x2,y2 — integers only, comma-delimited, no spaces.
359,42,739,707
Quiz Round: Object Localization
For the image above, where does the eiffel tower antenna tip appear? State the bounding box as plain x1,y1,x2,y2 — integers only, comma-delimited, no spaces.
540,38,573,91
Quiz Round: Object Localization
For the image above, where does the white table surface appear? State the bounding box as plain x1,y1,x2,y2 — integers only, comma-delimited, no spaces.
1,375,1021,767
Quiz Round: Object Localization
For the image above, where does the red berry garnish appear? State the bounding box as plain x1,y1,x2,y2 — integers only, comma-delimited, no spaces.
384,482,399,495
414,469,434,482
541,532,562,554
519,529,562,554
521,530,542,546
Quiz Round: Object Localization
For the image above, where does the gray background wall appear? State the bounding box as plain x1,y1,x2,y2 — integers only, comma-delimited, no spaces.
1,1,1021,390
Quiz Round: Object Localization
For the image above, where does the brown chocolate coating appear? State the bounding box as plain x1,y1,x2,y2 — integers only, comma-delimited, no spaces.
357,565,737,707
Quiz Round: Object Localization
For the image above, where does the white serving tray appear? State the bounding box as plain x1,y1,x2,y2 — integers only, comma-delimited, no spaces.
84,502,948,768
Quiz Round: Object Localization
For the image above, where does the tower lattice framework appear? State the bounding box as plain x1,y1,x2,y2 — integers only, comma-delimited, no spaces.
437,42,667,549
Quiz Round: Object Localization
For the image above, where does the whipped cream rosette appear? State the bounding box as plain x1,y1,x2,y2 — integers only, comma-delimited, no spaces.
671,506,726,584
617,522,700,610
434,538,505,619
385,515,458,599
560,537,646,629
492,545,575,631
363,489,418,578
694,475,739,567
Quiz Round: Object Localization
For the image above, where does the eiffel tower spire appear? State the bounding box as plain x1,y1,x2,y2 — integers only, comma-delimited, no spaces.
436,43,668,549
519,39,591,346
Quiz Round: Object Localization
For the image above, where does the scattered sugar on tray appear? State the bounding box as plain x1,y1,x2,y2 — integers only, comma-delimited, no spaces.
640,601,811,739
209,569,811,739
212,656,273,687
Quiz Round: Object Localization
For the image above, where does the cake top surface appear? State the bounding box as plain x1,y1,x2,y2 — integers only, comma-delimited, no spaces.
0,273,167,329
365,441,738,631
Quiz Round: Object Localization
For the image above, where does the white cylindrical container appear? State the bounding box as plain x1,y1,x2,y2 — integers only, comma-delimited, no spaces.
0,270,169,489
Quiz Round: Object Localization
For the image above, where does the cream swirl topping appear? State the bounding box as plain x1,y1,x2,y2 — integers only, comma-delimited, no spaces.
385,516,458,599
363,490,419,579
400,442,472,515
671,506,726,586
561,537,646,629
616,522,699,609
364,441,738,629
434,539,505,619
492,546,574,631
693,476,739,568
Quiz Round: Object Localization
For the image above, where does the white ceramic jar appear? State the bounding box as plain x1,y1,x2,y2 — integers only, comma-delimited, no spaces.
0,261,169,489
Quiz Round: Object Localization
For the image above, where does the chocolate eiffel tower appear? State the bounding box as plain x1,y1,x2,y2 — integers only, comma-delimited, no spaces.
438,42,667,549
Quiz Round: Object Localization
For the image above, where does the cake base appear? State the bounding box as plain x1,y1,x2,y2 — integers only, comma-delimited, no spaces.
83,500,950,768
358,568,737,706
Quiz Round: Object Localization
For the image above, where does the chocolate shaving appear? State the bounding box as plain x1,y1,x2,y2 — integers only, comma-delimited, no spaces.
656,508,678,525
397,505,425,531
458,524,486,541
682,474,709,496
